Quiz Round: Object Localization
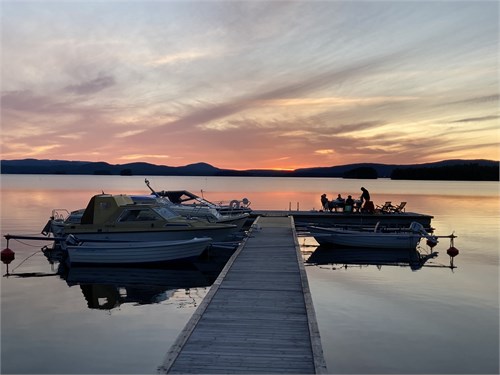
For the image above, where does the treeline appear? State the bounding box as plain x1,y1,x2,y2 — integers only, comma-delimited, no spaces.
342,167,378,179
391,163,499,181
2,158,498,180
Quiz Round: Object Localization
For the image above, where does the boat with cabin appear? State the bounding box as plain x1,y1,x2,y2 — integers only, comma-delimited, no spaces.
44,194,238,243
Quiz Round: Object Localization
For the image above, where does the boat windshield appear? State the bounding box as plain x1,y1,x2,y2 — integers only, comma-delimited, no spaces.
117,206,180,222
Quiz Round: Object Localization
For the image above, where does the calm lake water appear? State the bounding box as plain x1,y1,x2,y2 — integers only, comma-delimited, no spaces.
1,175,499,374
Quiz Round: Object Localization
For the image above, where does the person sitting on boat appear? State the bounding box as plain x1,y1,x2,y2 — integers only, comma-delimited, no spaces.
335,194,345,211
327,200,336,212
344,195,354,213
320,194,329,211
345,195,354,206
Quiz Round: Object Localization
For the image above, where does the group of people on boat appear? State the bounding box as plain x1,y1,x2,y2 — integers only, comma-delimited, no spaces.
320,187,374,213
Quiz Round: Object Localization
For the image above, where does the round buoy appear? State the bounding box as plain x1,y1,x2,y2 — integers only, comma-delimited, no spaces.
1,247,15,265
447,246,459,258
426,239,438,248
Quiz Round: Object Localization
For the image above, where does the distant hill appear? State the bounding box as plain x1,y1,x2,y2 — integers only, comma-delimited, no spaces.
1,158,498,181
291,159,499,179
0,159,225,176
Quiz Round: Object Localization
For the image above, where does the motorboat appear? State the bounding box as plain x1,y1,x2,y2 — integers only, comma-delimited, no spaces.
44,194,238,242
131,194,250,231
63,235,212,265
308,221,438,250
144,179,252,215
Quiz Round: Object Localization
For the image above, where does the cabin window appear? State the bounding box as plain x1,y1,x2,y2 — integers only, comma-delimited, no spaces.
118,208,162,222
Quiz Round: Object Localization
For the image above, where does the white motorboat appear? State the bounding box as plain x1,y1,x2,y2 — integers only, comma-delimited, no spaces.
131,194,250,231
308,222,438,250
144,179,252,215
64,236,212,265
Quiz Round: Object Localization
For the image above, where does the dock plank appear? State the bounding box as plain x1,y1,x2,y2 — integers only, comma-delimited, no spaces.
160,216,327,374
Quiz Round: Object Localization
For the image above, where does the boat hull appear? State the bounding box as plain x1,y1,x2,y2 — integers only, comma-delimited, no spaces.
66,237,212,265
62,225,237,243
309,227,422,249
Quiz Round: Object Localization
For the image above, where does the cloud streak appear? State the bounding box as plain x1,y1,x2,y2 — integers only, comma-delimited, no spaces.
65,75,116,95
130,50,407,140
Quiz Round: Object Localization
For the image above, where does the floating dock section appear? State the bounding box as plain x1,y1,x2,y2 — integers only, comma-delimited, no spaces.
252,209,433,229
160,216,327,374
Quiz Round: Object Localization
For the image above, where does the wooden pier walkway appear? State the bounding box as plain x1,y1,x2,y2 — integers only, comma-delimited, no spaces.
159,216,327,374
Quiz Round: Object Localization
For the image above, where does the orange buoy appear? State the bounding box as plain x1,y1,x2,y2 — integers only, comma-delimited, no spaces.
1,247,15,265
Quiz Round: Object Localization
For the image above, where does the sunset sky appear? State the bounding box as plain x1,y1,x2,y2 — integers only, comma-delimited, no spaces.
1,1,499,170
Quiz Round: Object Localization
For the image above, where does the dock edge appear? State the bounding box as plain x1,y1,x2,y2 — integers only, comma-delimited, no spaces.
157,217,262,374
290,215,328,374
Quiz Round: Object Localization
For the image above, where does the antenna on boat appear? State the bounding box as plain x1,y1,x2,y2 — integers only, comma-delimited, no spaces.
145,178,159,197
201,189,204,199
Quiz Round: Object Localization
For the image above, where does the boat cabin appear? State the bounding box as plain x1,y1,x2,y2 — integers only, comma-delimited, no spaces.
79,194,179,225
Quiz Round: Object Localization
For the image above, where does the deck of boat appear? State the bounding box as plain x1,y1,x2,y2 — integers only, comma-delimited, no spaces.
159,216,327,374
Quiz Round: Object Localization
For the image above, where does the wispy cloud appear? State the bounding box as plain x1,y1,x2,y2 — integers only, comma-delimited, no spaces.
147,51,208,66
315,149,335,155
444,94,499,106
129,51,406,140
450,115,499,123
65,75,116,95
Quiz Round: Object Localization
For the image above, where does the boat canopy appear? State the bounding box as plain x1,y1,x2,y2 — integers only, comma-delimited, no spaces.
80,194,135,225
156,190,216,206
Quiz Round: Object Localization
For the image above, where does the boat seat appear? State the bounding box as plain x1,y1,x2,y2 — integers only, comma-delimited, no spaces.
376,201,393,213
390,202,407,213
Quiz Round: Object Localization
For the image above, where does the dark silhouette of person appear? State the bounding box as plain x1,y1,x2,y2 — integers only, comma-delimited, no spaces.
320,194,329,211
360,187,370,204
344,195,354,213
345,195,354,206
360,187,374,213
335,194,345,211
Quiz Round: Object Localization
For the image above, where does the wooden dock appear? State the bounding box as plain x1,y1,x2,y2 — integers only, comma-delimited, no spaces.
251,209,433,230
159,216,327,374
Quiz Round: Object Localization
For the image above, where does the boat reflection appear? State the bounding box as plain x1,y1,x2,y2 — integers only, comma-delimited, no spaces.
59,264,214,309
304,245,448,271
36,246,234,310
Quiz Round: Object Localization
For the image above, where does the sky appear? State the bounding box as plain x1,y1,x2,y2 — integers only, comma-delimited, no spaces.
1,1,499,170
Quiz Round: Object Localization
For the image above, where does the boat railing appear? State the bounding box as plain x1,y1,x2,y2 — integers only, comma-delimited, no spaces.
51,209,70,221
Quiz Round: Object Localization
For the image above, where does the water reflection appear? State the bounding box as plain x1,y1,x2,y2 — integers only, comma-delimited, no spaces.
61,264,212,310
304,245,455,271
9,246,233,311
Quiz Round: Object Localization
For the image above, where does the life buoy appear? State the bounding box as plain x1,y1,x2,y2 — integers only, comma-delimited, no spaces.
229,200,240,209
